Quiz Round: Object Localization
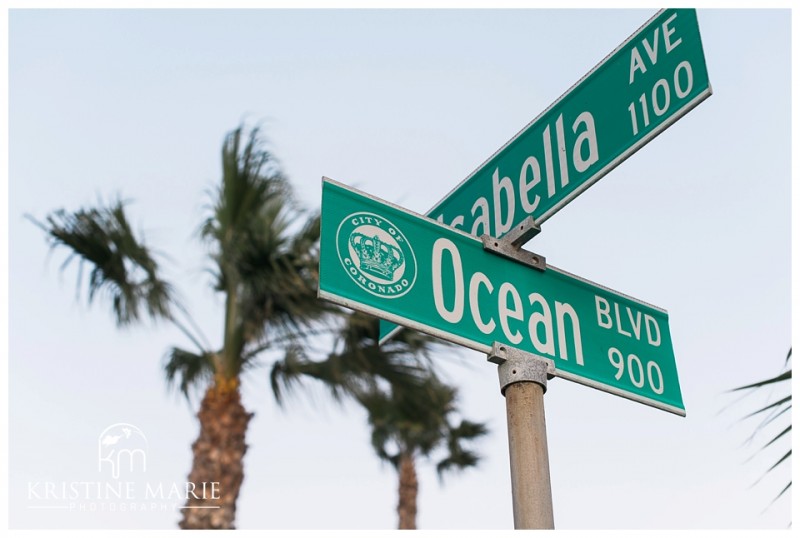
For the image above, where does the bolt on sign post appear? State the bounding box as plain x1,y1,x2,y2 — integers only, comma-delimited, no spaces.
380,7,711,343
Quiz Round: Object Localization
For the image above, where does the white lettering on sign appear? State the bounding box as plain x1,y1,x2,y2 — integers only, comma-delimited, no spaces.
469,272,496,334
493,169,515,237
628,57,695,136
555,301,584,365
608,347,665,395
519,156,541,213
499,283,524,345
663,13,683,53
595,296,661,346
572,112,599,173
470,197,490,236
431,238,583,364
528,292,555,356
433,111,598,238
629,12,683,84
432,239,464,323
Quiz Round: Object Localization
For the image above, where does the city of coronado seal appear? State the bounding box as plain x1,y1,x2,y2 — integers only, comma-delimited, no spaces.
336,211,417,299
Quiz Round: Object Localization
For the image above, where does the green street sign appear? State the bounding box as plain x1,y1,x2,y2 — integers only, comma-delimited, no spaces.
381,8,710,343
320,178,685,416
431,8,710,235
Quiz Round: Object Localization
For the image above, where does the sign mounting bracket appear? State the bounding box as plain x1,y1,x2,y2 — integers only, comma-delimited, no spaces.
487,340,556,528
487,341,556,394
481,216,546,271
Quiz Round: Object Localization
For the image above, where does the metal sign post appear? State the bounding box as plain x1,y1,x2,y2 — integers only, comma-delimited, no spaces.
484,221,554,529
489,342,555,529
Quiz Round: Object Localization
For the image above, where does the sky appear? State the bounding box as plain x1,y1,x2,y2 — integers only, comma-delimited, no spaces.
3,3,796,533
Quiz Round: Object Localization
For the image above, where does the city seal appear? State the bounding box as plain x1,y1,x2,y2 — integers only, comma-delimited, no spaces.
336,211,417,299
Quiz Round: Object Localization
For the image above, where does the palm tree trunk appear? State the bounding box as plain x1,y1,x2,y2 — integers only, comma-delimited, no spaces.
397,451,418,529
179,378,253,529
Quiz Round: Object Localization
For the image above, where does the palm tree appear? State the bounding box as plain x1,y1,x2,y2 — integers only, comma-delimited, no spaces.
359,375,488,529
730,348,791,516
29,125,332,529
272,311,488,529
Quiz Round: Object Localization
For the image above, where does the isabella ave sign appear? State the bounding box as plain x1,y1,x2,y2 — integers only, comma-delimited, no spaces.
319,178,685,416
428,8,709,234
380,8,711,342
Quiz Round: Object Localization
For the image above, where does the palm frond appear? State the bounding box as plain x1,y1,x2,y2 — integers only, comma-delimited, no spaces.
731,370,791,392
163,347,216,399
201,124,334,380
269,340,431,408
741,395,791,420
333,311,447,385
731,348,792,515
764,449,791,475
270,344,350,407
770,481,792,507
236,209,332,343
436,418,489,482
203,125,289,248
449,419,490,441
201,125,286,293
268,311,438,407
761,425,791,451
28,199,175,327
436,450,480,479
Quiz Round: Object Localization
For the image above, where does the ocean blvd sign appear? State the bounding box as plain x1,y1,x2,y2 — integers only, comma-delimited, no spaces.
380,8,710,343
430,9,710,236
319,178,685,415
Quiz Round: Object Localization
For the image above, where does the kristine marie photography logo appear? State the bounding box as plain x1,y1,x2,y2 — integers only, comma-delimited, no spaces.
26,423,221,515
98,423,148,479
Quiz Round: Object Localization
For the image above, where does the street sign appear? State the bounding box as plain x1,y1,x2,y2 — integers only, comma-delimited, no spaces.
431,8,710,235
380,8,711,343
319,178,685,416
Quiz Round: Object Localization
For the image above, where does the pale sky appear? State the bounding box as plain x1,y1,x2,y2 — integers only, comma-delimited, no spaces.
4,4,795,533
